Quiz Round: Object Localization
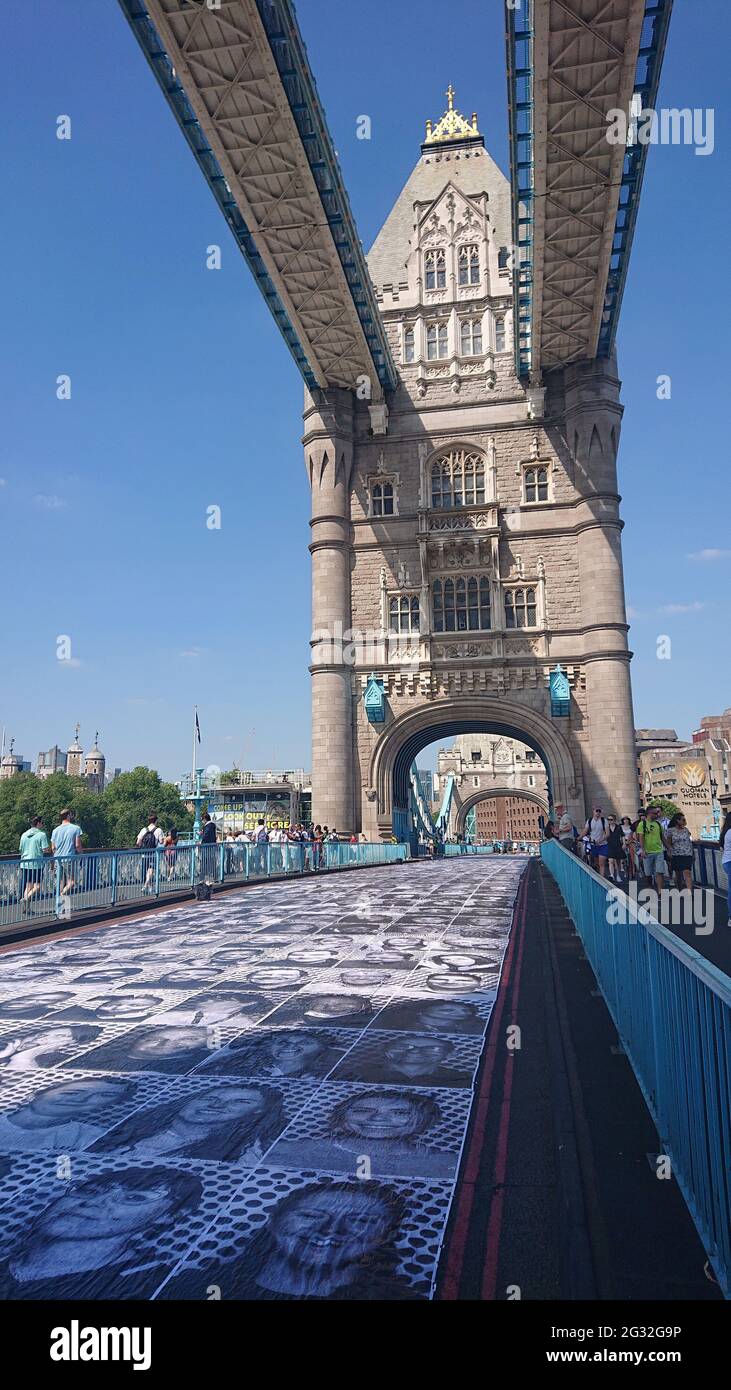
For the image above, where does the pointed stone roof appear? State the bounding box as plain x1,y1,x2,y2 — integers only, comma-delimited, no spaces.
367,109,512,291
67,723,83,755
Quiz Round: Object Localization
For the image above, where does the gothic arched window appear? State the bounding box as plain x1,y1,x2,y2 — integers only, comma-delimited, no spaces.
430,450,486,509
504,587,537,629
460,319,483,356
425,248,446,290
427,322,448,360
403,326,415,364
458,244,480,286
432,575,491,632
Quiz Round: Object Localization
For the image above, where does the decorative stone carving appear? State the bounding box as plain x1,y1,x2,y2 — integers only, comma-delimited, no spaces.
421,214,447,246
434,642,494,659
427,509,498,533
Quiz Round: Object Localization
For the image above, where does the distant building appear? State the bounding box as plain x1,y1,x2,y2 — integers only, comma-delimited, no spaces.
474,795,543,844
436,735,548,840
0,740,24,780
692,708,731,745
66,724,84,778
638,746,714,839
85,733,106,794
179,768,312,835
37,746,67,779
436,734,548,801
416,768,435,804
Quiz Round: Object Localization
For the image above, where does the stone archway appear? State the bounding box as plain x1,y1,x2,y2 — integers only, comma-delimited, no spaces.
454,785,549,838
365,695,581,839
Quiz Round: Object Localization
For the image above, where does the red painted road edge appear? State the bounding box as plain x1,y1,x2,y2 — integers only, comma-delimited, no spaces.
438,865,529,1300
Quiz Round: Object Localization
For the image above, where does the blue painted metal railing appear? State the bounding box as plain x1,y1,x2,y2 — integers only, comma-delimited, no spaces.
0,842,408,931
542,839,731,1297
444,842,535,856
436,774,456,835
409,764,438,847
693,841,730,897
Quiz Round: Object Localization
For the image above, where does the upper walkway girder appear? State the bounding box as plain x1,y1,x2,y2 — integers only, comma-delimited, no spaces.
507,0,673,379
118,0,397,393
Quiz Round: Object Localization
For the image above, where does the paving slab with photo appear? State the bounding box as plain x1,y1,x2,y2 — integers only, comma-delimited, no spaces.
0,857,525,1299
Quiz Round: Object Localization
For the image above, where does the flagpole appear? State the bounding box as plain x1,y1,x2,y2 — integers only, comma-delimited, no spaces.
192,705,197,789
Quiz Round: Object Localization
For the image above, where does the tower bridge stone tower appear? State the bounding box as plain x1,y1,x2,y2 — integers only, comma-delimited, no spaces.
305,92,637,838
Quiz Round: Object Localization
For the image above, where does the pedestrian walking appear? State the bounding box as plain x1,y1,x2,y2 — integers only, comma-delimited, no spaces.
18,816,50,913
253,819,269,874
137,814,164,892
635,807,667,894
620,817,636,879
196,812,217,883
51,809,83,897
555,803,575,853
606,815,625,883
164,827,179,881
584,807,610,877
665,814,694,893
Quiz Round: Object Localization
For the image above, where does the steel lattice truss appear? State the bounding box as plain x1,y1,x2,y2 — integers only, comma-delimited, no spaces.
120,0,396,393
508,0,672,377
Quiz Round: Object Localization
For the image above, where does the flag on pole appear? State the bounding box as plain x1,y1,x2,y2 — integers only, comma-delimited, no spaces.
195,711,201,743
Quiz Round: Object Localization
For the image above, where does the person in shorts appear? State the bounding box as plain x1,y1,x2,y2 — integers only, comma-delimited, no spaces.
636,807,667,893
50,810,83,896
18,816,50,912
584,808,610,877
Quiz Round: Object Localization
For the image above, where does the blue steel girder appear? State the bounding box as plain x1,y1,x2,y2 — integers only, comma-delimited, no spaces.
506,0,673,380
117,0,397,394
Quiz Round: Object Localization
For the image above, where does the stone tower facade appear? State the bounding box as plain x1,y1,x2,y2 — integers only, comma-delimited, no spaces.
85,733,106,794
305,94,637,837
437,733,549,835
66,725,84,779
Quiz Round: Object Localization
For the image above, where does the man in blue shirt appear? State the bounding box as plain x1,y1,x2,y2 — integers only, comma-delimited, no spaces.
18,816,50,912
51,809,83,896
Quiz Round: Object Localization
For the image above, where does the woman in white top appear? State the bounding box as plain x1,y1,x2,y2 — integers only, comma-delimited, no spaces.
720,813,731,927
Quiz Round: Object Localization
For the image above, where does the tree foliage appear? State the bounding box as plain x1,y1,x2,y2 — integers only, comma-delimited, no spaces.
646,796,681,819
0,767,193,855
103,767,193,849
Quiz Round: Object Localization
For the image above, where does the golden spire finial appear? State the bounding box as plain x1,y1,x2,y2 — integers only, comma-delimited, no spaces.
423,87,482,147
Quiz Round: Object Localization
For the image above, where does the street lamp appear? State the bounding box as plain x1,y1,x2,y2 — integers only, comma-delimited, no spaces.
190,768,206,843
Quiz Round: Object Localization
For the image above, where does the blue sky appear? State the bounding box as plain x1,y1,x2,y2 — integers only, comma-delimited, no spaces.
1,0,728,782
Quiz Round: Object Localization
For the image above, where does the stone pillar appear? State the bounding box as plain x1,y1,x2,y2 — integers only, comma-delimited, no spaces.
563,356,638,817
304,388,355,832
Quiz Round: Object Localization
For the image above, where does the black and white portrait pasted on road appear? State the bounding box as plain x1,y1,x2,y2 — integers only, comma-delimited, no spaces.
0,857,526,1299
